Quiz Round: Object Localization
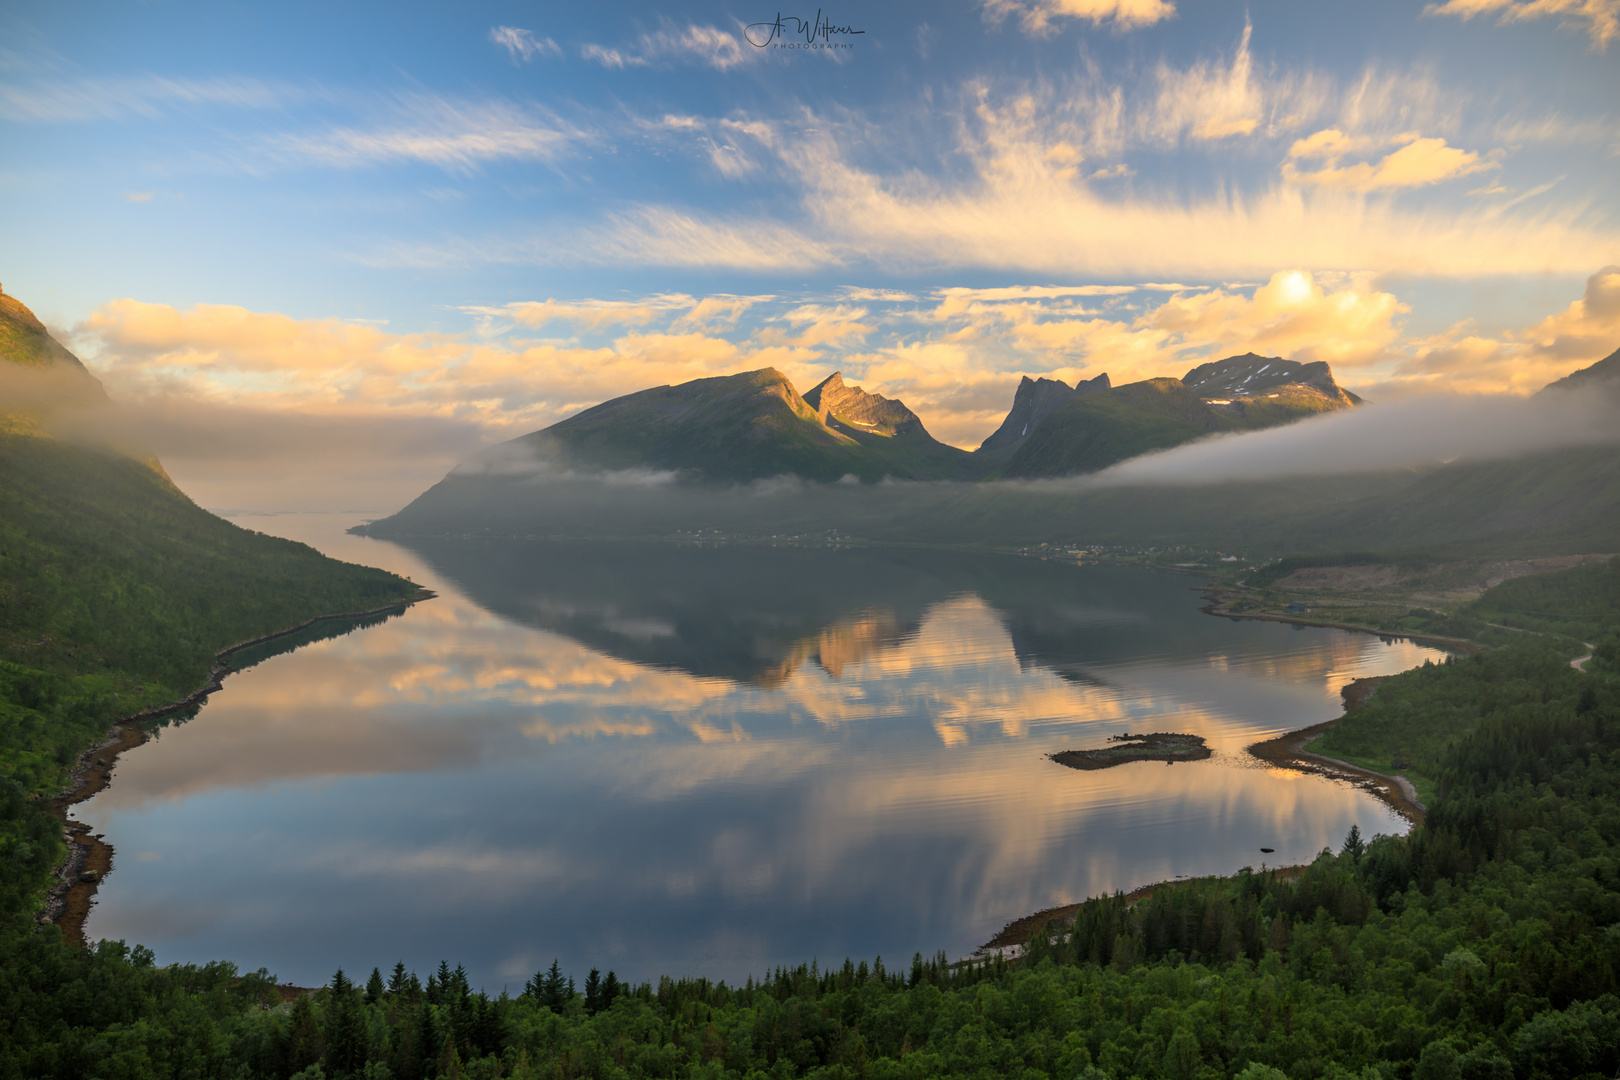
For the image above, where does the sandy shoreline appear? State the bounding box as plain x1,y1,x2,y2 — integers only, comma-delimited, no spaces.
37,593,434,944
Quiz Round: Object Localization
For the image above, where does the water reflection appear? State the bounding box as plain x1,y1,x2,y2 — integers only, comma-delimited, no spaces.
80,517,1443,990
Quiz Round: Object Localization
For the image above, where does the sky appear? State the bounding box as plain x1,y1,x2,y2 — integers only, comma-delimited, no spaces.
2,0,1618,510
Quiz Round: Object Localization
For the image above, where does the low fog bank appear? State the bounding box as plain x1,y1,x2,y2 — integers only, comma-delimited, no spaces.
0,359,107,415
1079,388,1620,490
8,384,491,513
367,387,1620,556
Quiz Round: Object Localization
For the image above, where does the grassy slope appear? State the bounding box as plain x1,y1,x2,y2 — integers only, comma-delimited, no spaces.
0,431,421,924
522,367,973,483
999,378,1219,479
1311,558,1620,796
998,377,1354,480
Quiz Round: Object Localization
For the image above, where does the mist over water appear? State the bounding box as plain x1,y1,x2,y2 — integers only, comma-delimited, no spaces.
77,516,1442,989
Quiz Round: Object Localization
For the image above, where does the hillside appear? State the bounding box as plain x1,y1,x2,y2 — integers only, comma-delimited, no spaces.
489,367,971,484
1000,354,1359,480
1538,343,1620,398
975,373,1110,462
0,284,423,929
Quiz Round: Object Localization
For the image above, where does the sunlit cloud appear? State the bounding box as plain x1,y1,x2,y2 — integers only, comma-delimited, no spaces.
520,83,1610,279
1145,22,1261,141
1283,130,1494,191
1425,0,1620,50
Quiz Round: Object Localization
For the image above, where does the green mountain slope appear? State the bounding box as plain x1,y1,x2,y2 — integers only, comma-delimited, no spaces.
1538,343,1620,397
0,284,422,928
999,378,1228,478
973,372,1111,463
486,367,971,483
1001,355,1359,480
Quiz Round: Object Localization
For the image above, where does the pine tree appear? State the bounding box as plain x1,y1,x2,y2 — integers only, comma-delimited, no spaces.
285,993,322,1076
601,970,622,1012
324,967,370,1078
365,967,385,1005
584,968,602,1014
1342,823,1366,861
387,962,408,996
416,1001,441,1078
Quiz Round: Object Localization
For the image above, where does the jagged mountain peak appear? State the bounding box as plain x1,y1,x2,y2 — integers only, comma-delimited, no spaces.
1,283,96,374
976,371,1110,458
1180,353,1356,405
804,372,922,437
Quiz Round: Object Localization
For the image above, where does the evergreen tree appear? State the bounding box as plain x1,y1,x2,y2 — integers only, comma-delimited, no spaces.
285,993,323,1076
415,1001,440,1079
1341,823,1366,861
584,968,602,1014
323,967,370,1078
601,970,622,1012
387,962,408,996
365,966,385,1005
472,993,502,1057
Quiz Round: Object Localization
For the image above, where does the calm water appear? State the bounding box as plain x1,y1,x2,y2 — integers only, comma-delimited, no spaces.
78,515,1442,990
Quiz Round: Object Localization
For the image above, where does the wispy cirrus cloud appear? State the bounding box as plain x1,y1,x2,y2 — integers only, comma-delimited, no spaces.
489,26,562,63
981,0,1177,35
262,95,581,171
1425,0,1619,50
0,74,292,122
581,24,753,71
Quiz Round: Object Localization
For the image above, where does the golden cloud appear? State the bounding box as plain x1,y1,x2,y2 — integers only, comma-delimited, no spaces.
1282,131,1494,191
1426,0,1619,50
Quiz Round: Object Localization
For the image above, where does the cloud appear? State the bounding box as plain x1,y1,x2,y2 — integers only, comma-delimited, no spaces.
582,24,752,71
0,74,290,122
1145,21,1261,141
1283,131,1494,191
580,44,635,69
739,94,1610,278
1146,270,1405,369
1425,0,1619,50
63,266,1620,506
1519,263,1620,361
980,0,1176,35
490,26,562,63
1381,266,1620,394
263,95,579,171
1080,388,1620,488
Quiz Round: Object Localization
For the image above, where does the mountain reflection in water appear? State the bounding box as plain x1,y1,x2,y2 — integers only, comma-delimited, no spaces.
78,515,1443,989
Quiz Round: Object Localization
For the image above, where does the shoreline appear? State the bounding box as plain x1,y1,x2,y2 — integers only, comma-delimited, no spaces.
1196,584,1485,656
38,592,435,944
980,673,1425,954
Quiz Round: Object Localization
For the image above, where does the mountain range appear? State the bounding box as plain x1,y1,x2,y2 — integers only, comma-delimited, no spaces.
365,344,1620,556
465,351,1363,486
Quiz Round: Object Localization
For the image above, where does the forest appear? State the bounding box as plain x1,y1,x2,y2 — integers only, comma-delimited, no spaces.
0,552,1615,1077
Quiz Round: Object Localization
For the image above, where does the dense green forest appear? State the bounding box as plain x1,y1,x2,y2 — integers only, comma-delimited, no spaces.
3,606,1617,1076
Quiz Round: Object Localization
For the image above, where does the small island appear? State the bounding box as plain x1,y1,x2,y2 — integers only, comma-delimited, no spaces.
1050,732,1212,771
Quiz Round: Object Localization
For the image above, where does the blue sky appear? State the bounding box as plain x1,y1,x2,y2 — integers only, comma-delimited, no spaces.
3,0,1617,507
